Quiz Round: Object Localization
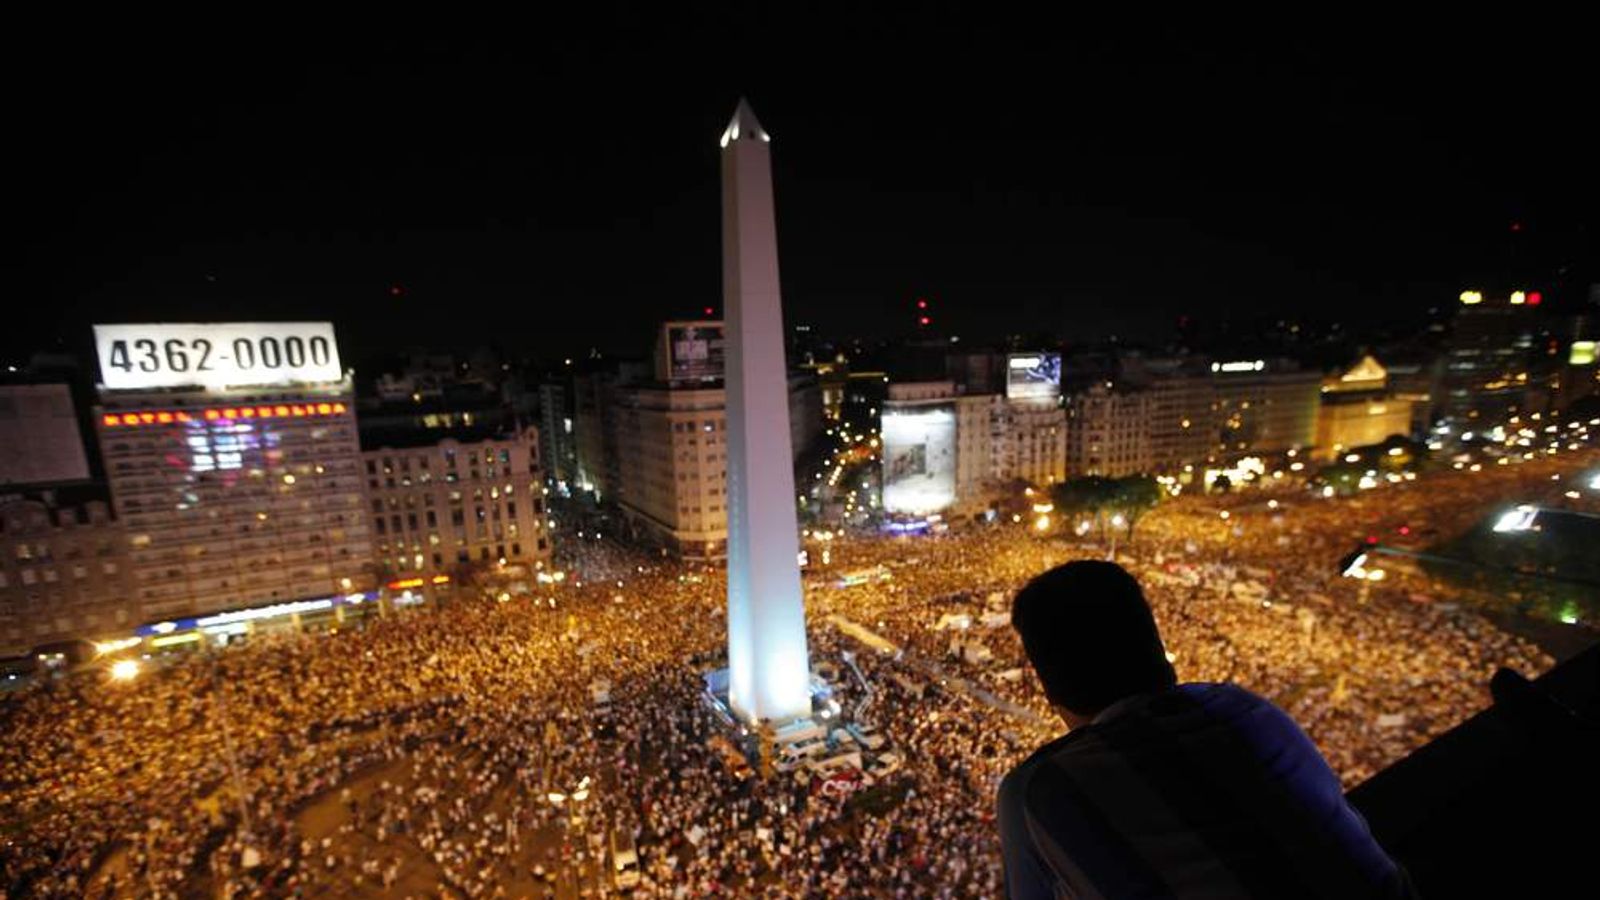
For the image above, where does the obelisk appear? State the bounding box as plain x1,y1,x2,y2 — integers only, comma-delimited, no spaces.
721,99,812,725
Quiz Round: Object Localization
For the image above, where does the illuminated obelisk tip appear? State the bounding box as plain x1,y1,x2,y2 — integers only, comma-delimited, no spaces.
721,98,811,725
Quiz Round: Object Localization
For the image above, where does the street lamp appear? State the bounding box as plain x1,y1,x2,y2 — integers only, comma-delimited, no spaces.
548,775,594,828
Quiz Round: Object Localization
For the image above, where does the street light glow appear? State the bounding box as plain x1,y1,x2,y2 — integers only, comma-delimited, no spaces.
110,659,140,681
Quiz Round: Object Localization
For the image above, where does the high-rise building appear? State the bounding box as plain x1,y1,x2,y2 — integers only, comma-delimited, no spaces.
605,341,821,559
0,496,134,654
571,368,614,499
91,323,375,621
360,426,550,578
1438,291,1554,427
537,380,579,490
565,315,822,560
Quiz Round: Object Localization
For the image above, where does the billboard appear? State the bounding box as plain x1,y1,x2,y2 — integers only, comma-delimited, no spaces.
881,404,957,514
1006,353,1061,400
665,323,725,382
94,322,343,391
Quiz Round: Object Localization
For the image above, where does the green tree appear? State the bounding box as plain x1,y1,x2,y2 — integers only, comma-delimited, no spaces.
1051,476,1119,534
1111,475,1163,540
1315,461,1364,496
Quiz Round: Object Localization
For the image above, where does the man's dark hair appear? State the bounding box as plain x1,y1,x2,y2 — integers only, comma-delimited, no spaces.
1012,560,1177,715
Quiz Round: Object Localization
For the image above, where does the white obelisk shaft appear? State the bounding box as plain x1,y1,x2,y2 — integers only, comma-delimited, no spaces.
721,100,811,725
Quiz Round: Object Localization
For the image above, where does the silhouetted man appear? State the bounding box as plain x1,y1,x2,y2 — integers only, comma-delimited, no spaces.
1000,561,1416,899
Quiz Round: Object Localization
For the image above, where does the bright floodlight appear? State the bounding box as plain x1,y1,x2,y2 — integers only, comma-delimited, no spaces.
1492,506,1539,533
110,659,140,681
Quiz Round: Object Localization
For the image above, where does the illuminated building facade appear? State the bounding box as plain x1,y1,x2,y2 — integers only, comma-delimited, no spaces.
998,401,1068,491
1439,291,1550,427
882,382,968,515
537,380,579,490
361,427,549,578
1209,360,1322,456
1140,372,1218,472
606,351,821,560
566,315,820,561
881,378,1064,515
1065,357,1320,477
571,363,634,500
613,384,732,559
1560,336,1600,409
0,497,134,654
1315,355,1417,460
1066,381,1154,477
93,323,375,621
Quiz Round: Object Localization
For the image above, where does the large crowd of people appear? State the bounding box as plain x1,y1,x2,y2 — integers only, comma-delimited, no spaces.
1,450,1590,898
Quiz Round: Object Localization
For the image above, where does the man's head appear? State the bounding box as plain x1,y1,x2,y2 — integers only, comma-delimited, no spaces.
1012,560,1176,726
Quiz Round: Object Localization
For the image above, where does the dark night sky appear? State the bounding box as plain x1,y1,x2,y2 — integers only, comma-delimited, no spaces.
10,16,1594,368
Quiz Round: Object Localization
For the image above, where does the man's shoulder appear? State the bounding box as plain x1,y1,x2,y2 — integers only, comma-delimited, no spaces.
1025,686,1294,776
1174,681,1269,708
1001,731,1079,797
1172,683,1314,745
1005,685,1289,783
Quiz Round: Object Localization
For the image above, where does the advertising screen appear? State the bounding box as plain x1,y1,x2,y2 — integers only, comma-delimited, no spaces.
1006,353,1061,400
881,404,957,514
94,322,343,391
666,323,725,382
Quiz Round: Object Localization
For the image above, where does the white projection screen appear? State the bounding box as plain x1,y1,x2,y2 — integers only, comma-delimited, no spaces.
881,404,957,514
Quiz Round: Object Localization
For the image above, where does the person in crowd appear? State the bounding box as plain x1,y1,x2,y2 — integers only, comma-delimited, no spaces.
1000,560,1417,899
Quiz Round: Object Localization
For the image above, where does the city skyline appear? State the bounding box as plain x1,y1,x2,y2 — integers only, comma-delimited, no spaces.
10,21,1593,366
3,20,1598,896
